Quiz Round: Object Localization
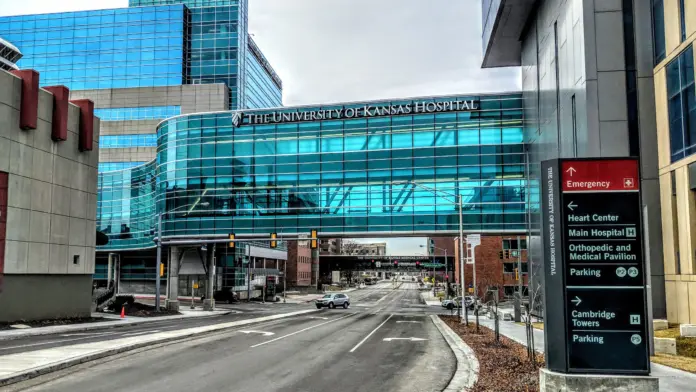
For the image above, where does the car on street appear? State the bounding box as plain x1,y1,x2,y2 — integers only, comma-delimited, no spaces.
316,293,350,309
441,296,475,310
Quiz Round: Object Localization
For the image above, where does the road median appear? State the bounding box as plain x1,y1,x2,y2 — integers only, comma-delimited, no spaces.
0,309,318,387
0,310,232,342
430,315,479,391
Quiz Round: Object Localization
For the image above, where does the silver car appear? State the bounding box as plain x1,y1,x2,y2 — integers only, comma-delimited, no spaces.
315,293,350,309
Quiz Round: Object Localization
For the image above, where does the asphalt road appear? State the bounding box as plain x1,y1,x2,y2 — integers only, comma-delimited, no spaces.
0,303,310,356
8,282,456,392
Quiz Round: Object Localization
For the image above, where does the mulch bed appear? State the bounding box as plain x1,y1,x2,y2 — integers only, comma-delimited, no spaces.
105,302,181,318
0,317,106,330
441,316,544,392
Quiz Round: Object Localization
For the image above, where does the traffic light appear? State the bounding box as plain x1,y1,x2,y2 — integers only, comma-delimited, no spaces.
393,260,398,267
310,229,318,249
415,261,420,267
160,263,164,277
251,272,255,280
498,251,503,260
504,249,511,259
428,238,435,255
270,232,277,248
514,268,519,281
228,233,235,248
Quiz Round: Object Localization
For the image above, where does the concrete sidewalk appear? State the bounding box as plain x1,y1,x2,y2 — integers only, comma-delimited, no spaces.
0,308,231,342
0,309,318,387
420,292,442,306
471,317,696,392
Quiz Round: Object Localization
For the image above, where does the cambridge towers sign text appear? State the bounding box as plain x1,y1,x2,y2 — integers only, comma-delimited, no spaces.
237,99,479,126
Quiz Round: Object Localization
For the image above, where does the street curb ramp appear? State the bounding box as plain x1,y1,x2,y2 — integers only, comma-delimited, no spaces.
430,315,479,391
0,309,318,387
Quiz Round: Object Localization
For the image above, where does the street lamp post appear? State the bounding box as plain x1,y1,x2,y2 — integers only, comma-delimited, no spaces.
392,180,467,321
155,201,210,312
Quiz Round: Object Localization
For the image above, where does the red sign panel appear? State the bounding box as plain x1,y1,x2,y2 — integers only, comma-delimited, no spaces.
561,159,639,192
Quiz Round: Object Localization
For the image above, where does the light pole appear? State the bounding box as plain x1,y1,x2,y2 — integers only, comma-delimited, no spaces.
155,201,210,312
393,180,467,320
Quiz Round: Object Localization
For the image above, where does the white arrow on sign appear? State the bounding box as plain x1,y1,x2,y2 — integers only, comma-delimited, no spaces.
566,167,577,176
571,296,582,307
240,330,275,337
383,337,428,342
567,201,578,211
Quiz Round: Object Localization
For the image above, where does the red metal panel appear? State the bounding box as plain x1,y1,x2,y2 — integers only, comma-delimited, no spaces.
561,159,640,192
9,69,39,130
43,86,70,141
70,99,95,151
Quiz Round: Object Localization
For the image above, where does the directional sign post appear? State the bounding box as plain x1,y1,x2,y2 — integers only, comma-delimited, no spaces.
541,158,650,375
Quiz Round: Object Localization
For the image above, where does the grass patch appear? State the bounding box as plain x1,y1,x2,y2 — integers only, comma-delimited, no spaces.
652,353,696,374
655,327,681,339
677,336,696,358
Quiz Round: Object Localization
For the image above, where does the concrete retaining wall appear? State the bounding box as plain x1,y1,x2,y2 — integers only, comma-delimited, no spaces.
654,337,677,355
0,274,93,322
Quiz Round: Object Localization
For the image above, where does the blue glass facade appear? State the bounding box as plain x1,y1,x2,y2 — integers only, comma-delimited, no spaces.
98,161,157,250
100,134,158,149
99,162,147,172
188,4,244,108
245,38,283,108
667,45,696,162
95,105,181,121
97,94,526,251
0,6,187,90
2,0,281,111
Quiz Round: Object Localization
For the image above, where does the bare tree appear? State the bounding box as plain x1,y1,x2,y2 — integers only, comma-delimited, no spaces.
524,283,543,362
340,240,363,287
341,240,362,255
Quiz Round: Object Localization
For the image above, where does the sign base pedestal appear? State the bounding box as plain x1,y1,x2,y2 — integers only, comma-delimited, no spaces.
165,300,180,312
203,299,215,311
540,369,658,392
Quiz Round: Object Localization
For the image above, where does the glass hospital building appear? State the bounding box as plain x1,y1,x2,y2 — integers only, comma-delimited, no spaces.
0,0,526,296
96,94,526,291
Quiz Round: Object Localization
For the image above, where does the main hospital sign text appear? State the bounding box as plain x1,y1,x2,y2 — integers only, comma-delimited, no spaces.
242,99,479,125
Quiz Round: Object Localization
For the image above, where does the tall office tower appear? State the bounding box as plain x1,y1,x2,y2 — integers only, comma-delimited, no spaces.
0,0,282,170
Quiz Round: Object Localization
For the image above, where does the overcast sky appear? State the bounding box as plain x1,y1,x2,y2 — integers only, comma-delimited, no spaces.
1,0,520,255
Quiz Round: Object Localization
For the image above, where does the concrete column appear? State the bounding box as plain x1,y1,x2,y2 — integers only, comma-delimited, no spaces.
311,248,319,289
107,253,114,289
204,244,215,311
167,246,181,311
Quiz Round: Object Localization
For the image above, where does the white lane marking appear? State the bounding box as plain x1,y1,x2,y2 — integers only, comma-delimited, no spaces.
251,313,357,348
239,330,275,336
122,329,161,337
0,334,118,351
383,337,427,342
59,332,117,337
307,316,329,320
395,321,422,324
349,314,393,353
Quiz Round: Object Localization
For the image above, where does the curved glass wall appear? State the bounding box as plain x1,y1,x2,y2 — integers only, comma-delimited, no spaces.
157,94,526,238
97,93,526,251
97,161,157,250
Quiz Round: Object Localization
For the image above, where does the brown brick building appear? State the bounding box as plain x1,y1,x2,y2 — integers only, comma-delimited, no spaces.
453,236,529,301
286,241,312,288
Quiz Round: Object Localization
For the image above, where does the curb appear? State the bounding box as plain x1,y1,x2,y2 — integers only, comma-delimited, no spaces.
0,309,318,387
0,311,232,342
430,315,479,391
